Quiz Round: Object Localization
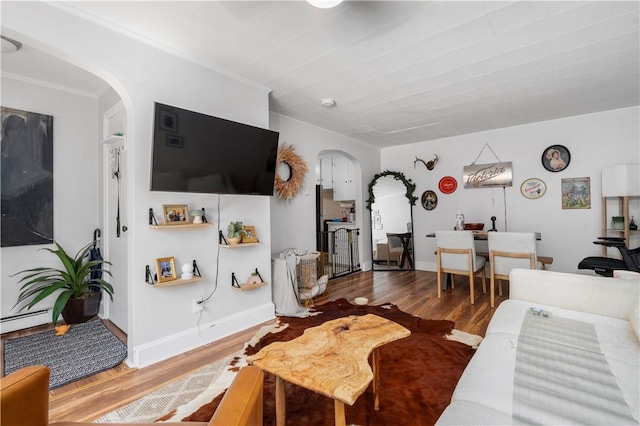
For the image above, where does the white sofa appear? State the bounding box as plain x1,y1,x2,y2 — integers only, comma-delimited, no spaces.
437,269,640,425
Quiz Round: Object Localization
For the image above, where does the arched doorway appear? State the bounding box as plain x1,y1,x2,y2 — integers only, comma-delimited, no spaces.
315,151,362,278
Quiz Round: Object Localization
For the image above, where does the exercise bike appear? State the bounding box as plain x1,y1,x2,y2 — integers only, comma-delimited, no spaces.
578,237,640,277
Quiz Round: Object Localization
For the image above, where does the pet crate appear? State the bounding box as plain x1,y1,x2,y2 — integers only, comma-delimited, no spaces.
296,252,329,306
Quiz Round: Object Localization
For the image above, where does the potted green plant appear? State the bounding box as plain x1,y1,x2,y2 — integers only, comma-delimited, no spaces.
12,242,114,325
227,221,244,245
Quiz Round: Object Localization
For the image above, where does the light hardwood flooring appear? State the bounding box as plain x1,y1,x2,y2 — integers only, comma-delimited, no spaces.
1,270,508,423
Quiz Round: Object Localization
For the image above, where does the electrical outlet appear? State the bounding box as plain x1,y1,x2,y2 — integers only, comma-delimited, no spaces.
192,299,203,314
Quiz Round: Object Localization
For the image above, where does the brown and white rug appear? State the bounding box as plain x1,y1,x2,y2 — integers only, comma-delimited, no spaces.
98,299,481,425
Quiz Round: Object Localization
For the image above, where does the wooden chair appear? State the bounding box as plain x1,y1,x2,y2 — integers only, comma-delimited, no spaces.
487,232,538,308
436,231,486,304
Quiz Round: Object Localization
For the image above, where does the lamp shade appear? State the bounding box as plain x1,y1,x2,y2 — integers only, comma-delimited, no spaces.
602,164,640,197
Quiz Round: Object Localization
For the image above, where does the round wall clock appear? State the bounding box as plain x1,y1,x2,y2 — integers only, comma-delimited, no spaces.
421,190,438,210
541,145,570,172
520,178,547,199
438,176,457,194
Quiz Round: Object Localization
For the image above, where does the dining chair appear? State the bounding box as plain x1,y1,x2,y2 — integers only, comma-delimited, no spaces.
487,232,538,308
436,231,486,304
386,234,404,267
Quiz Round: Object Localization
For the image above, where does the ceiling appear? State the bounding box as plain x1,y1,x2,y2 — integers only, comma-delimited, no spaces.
2,1,639,148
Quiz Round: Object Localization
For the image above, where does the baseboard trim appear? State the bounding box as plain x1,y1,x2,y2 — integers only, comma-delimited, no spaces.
131,302,275,368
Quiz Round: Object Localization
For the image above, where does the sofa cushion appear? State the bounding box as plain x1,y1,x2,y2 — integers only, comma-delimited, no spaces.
451,300,640,421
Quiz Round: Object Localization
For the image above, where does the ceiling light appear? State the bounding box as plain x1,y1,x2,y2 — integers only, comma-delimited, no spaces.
321,98,337,108
1,36,22,54
307,0,343,9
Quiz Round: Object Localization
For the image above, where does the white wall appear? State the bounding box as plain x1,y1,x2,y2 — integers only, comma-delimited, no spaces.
382,106,640,273
0,77,100,332
269,113,380,267
3,2,275,367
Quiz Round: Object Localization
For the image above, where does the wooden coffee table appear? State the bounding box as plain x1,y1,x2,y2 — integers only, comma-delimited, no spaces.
247,314,411,426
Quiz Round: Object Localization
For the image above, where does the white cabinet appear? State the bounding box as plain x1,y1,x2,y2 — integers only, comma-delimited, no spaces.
319,155,333,189
332,155,355,201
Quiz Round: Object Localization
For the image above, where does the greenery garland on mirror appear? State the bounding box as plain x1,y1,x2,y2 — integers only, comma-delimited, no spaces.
366,170,418,210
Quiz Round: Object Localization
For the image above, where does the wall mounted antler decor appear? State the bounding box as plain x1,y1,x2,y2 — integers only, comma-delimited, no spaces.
414,154,438,171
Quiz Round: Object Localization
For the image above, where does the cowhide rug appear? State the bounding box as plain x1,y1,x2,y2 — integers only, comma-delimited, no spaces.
160,298,481,425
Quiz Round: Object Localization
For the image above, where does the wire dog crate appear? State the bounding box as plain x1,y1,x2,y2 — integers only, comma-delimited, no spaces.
296,252,329,306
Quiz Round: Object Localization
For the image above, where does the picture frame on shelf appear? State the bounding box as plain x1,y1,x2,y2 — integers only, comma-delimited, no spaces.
162,204,190,225
542,145,570,172
241,225,258,243
156,257,177,283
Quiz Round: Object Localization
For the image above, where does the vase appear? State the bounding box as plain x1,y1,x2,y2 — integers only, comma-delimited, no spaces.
228,237,241,245
61,292,102,324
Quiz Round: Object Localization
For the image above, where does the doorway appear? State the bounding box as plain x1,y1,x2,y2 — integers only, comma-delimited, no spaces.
315,151,361,278
102,102,128,332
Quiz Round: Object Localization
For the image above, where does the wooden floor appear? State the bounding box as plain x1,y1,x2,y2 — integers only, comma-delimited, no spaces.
1,269,508,423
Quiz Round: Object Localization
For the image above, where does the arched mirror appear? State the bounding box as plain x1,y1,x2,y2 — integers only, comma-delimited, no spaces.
367,171,417,271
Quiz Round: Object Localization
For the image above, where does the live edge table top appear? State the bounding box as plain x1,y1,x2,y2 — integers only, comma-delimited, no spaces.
247,314,411,406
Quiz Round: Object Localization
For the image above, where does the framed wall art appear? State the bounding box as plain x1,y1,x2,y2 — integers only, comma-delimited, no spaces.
542,145,570,172
561,177,590,209
1,107,54,247
162,204,190,225
421,190,438,210
156,256,177,283
520,178,546,199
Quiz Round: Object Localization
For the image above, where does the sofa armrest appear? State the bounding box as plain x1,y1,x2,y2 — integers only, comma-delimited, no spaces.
209,366,263,426
1,365,50,426
509,269,639,320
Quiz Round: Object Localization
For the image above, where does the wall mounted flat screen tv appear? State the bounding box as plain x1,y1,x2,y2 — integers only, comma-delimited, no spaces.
150,103,279,195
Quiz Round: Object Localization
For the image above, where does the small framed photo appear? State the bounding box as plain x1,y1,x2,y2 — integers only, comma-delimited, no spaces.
241,225,258,243
156,257,177,283
542,145,570,172
159,110,178,132
162,204,190,225
561,177,591,209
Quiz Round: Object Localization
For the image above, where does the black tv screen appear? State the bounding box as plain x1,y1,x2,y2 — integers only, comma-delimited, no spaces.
150,103,279,195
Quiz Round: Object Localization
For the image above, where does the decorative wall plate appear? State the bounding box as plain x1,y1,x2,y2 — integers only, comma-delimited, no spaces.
438,176,457,194
421,190,438,210
542,145,570,172
520,178,546,199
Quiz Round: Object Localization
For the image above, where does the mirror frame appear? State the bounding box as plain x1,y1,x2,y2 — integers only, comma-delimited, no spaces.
366,170,418,210
367,171,417,271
